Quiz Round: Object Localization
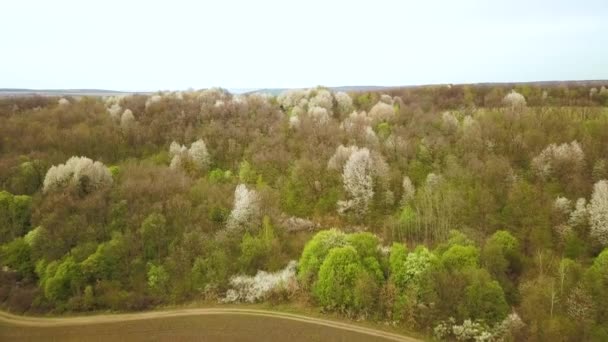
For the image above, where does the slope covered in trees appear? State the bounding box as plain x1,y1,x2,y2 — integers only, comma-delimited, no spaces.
1,84,608,341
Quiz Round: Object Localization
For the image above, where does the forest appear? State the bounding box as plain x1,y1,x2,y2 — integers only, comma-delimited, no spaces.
1,83,608,341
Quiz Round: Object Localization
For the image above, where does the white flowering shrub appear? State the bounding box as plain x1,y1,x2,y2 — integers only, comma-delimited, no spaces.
226,184,261,232
57,98,70,106
502,90,526,109
43,156,113,193
282,216,317,233
589,180,608,245
434,313,524,342
222,261,298,303
531,141,585,179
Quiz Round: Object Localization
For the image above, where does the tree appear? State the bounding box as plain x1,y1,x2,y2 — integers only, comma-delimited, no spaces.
226,184,261,233
43,156,113,194
140,213,168,262
503,90,526,109
389,243,408,288
464,269,509,323
589,180,608,245
313,246,367,314
298,229,347,286
120,109,135,130
338,148,374,217
441,245,480,272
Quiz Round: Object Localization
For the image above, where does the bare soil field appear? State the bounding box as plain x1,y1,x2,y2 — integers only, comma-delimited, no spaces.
0,308,422,342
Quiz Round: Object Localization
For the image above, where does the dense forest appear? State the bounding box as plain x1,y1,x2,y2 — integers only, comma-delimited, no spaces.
1,83,608,341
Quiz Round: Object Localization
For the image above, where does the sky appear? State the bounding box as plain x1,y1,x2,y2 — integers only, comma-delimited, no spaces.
1,0,607,91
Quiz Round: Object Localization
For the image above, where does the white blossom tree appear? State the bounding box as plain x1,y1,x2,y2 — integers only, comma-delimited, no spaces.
441,111,458,134
334,91,353,114
226,184,261,232
569,198,588,227
188,139,210,169
120,109,135,130
589,180,608,245
503,90,526,109
553,196,572,215
401,176,416,204
308,89,333,111
43,156,113,193
169,139,210,170
368,101,394,123
337,148,374,217
327,145,359,171
531,141,585,179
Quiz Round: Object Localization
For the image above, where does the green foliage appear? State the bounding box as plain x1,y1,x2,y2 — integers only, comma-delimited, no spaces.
0,191,32,243
238,217,280,274
147,263,169,295
42,256,82,302
389,243,408,288
313,246,366,313
441,245,480,271
463,268,509,323
0,237,35,279
238,160,256,184
140,213,167,262
298,229,347,286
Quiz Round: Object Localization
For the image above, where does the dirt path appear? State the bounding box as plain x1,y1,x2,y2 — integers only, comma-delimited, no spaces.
0,308,422,342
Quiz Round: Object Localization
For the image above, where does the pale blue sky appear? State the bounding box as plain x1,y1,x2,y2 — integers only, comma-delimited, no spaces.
2,0,607,91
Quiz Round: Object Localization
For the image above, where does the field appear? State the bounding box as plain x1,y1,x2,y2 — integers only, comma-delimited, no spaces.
0,308,419,342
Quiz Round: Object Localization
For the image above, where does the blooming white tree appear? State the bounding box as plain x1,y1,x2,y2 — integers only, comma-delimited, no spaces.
327,145,359,171
425,172,444,190
368,101,394,123
145,94,162,109
277,89,308,109
401,176,416,204
379,94,393,104
43,156,113,193
226,184,261,232
569,198,588,227
169,139,210,170
58,98,70,106
120,109,135,130
441,111,458,133
553,196,572,215
531,141,585,179
503,90,527,109
188,139,210,169
307,106,330,124
589,180,608,245
337,148,374,217
334,91,353,114
308,89,333,111
107,103,122,120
